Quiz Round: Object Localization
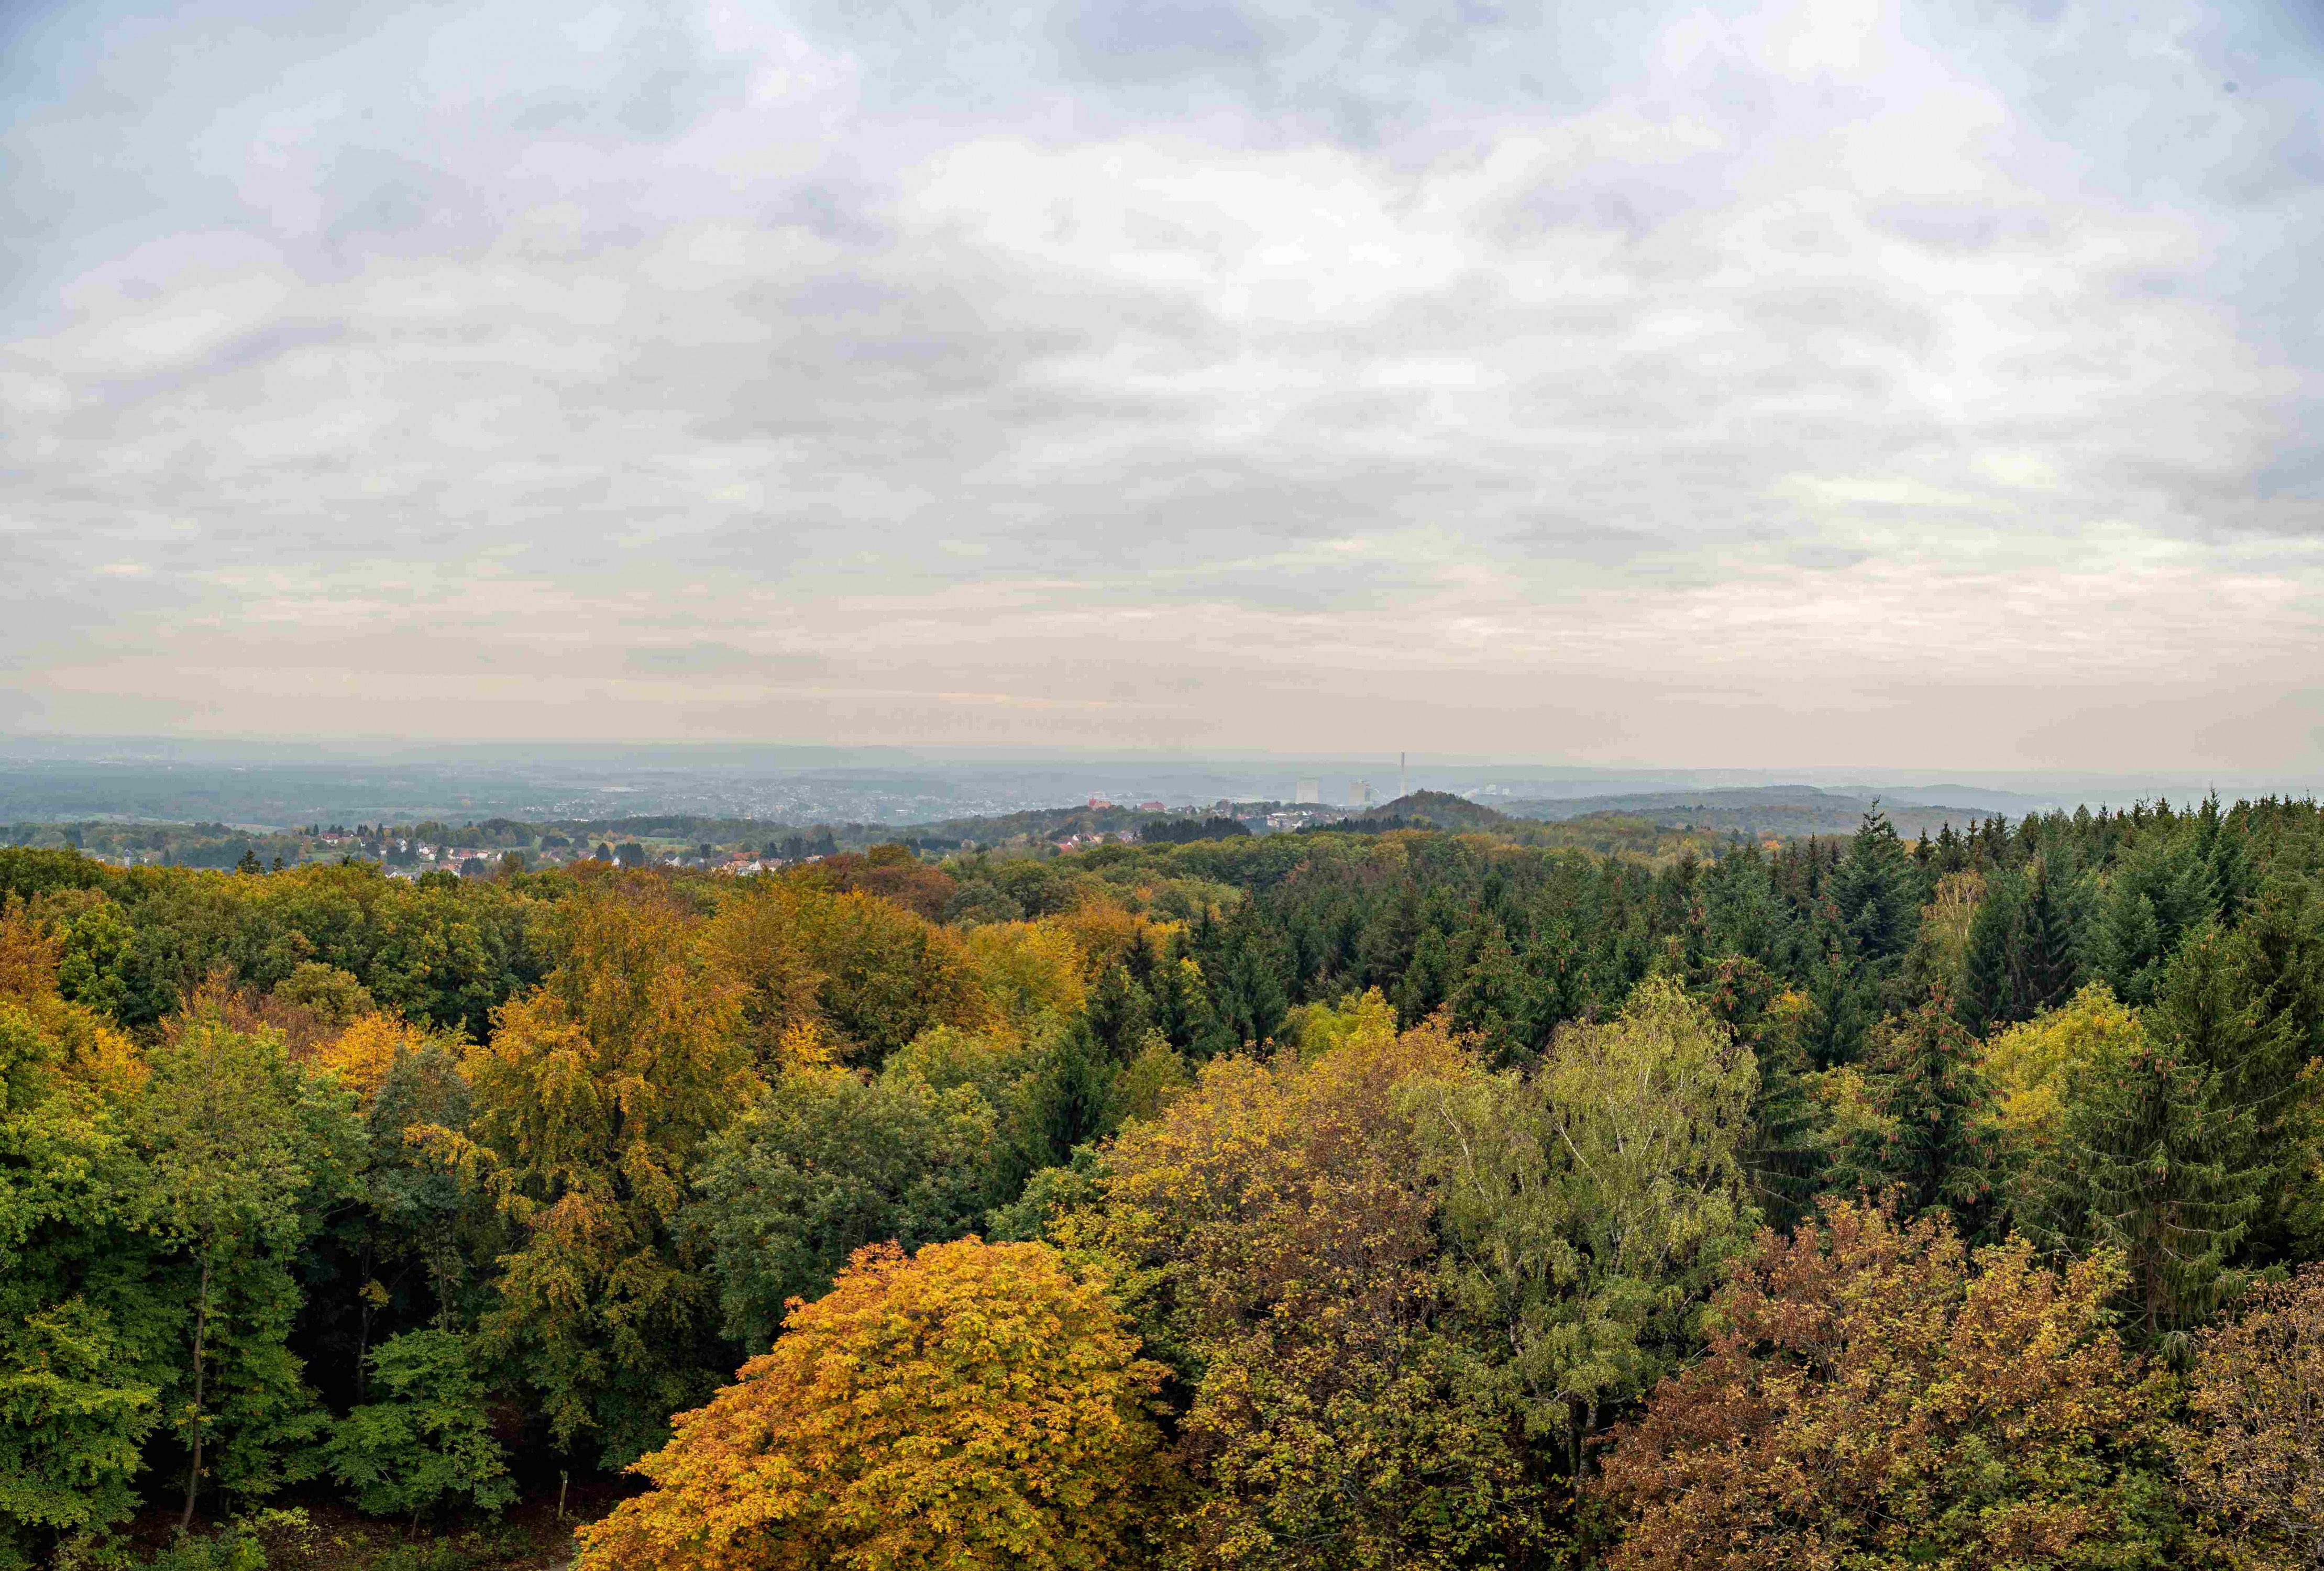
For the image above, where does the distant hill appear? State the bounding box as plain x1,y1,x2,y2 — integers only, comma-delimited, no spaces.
1364,791,1513,831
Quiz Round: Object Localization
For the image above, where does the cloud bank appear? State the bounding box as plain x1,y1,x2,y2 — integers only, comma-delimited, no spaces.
3,0,2320,766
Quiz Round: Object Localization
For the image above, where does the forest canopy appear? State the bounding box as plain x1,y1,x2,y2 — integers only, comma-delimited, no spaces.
5,792,2324,1568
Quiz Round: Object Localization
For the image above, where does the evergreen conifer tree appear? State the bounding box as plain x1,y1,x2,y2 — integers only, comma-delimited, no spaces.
2031,932,2274,1344
1852,992,2005,1236
2093,885,2165,1005
2011,856,2081,1020
1393,924,1459,1027
1957,872,2020,1035
1830,807,1920,967
2044,1030,2257,1344
1449,916,1526,1066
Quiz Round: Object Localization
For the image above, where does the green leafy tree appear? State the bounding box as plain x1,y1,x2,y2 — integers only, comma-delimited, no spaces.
53,903,134,1021
126,1011,357,1527
0,925,161,1566
0,1295,158,1567
312,1034,489,1414
695,1066,996,1348
1418,975,1760,1483
324,1330,514,1521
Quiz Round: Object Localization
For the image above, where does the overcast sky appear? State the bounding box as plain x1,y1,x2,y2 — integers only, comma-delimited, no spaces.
3,0,2320,767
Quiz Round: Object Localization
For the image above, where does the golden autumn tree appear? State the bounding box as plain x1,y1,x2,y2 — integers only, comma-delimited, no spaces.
1593,1200,2176,1571
697,882,826,1075
1981,982,2144,1162
960,920,1088,1034
786,888,992,1070
316,1012,441,1103
574,1238,1166,1571
418,879,761,1466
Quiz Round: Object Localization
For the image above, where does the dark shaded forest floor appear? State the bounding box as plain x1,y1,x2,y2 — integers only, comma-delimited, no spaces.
117,1481,630,1569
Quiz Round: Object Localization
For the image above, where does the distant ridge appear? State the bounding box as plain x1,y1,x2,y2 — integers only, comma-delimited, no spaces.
1497,785,1999,840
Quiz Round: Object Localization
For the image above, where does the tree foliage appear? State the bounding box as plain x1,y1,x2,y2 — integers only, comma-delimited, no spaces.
427,882,761,1466
1595,1201,2175,1571
574,1238,1165,1571
695,1066,997,1346
324,1329,514,1520
2176,1265,2324,1570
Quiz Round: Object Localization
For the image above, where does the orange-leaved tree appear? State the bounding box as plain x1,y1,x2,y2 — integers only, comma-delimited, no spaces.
1593,1200,2177,1570
573,1237,1167,1571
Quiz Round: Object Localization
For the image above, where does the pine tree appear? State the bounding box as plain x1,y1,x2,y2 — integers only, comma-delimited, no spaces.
1830,806,1920,967
2193,792,2255,921
1206,918,1290,1053
2044,1030,2257,1344
2010,857,2080,1019
2092,885,2165,1004
1696,957,1825,1232
1851,992,2005,1236
1393,925,1459,1028
1448,916,1526,1067
1083,965,1153,1060
2031,932,2275,1344
1957,871,2019,1035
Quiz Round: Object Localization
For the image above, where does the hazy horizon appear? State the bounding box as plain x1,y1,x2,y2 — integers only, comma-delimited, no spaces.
6,732,2319,831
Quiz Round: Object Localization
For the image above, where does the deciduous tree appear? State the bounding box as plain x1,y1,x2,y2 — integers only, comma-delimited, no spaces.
574,1238,1165,1571
2176,1265,2324,1570
1594,1201,2175,1571
422,884,761,1466
1083,1014,1526,1569
695,1067,996,1346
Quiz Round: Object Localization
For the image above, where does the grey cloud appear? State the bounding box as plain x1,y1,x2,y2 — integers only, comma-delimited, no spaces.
5,0,2324,763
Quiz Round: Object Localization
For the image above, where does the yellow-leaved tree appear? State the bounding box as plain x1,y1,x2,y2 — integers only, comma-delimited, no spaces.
1981,981,2144,1161
574,1237,1167,1571
416,877,762,1466
961,921,1087,1033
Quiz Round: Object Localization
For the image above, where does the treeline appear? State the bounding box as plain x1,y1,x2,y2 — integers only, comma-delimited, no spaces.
1,795,2321,1569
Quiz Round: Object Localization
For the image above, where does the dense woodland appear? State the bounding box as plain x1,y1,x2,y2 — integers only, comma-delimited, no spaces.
5,794,2324,1568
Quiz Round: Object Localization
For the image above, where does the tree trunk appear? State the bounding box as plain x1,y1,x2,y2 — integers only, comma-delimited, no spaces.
180,1255,213,1533
356,1236,373,1401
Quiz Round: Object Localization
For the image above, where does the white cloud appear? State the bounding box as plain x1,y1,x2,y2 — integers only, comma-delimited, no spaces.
0,0,2318,767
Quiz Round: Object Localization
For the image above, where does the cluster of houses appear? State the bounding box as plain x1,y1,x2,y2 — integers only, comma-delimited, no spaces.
1052,828,1142,851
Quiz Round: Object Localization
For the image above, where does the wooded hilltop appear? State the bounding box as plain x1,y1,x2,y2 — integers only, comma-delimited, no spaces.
4,793,2323,1569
